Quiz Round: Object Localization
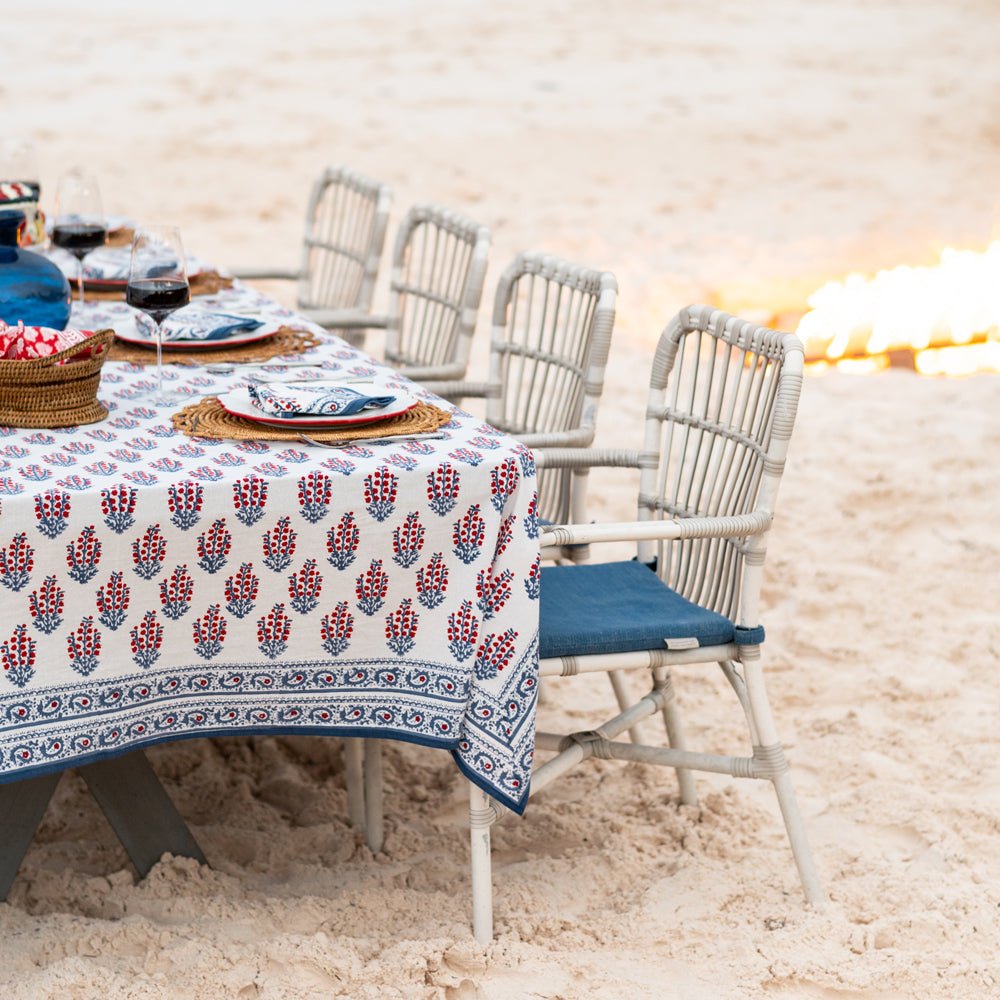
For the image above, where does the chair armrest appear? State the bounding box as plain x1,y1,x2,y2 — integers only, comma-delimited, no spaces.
304,309,390,330
533,448,653,470
394,361,467,382
230,266,302,281
540,510,774,547
517,429,593,449
416,380,501,400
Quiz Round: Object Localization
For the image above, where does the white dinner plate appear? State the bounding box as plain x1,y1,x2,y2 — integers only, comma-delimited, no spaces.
217,385,418,429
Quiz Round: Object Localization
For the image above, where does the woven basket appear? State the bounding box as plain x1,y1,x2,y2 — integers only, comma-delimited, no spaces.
0,328,114,428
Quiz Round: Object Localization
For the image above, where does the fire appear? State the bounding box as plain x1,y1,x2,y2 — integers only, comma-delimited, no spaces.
797,241,1000,376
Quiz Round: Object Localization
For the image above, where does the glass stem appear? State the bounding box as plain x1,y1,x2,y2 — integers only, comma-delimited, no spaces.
155,320,165,403
78,255,86,307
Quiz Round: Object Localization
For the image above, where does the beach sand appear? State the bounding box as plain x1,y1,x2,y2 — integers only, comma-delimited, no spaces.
3,1,1000,996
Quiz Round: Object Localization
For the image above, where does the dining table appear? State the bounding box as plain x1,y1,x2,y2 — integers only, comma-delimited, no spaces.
0,271,540,891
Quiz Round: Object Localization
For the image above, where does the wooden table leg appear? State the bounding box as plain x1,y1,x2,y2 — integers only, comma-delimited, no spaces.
79,750,208,877
0,771,61,899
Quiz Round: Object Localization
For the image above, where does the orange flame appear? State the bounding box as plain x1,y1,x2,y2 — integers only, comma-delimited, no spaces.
797,241,1000,375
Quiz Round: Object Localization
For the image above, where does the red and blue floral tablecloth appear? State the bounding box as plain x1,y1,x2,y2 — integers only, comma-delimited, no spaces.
0,287,539,813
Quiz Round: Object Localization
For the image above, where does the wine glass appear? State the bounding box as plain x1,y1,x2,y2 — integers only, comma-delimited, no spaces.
126,226,190,404
52,168,106,308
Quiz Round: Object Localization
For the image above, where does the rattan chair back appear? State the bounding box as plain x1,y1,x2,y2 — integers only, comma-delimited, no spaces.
382,205,490,380
488,252,616,524
638,306,803,622
296,166,392,315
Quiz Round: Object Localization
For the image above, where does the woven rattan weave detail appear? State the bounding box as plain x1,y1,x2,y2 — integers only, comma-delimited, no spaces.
171,397,453,443
108,326,323,365
74,270,234,301
0,328,114,428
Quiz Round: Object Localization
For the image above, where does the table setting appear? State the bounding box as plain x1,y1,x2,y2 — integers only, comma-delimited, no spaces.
0,185,541,844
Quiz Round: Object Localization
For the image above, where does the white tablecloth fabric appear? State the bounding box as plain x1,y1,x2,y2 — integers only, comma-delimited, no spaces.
0,286,539,813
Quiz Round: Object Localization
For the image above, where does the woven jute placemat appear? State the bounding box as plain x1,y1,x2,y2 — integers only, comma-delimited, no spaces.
76,270,233,301
172,397,453,443
109,326,323,365
106,227,134,248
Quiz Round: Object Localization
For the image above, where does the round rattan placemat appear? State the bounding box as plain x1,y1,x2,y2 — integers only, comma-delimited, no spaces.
172,397,453,443
109,326,323,365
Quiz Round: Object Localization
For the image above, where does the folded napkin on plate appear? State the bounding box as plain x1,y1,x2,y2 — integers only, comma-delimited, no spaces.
0,320,104,361
137,308,264,342
247,382,396,417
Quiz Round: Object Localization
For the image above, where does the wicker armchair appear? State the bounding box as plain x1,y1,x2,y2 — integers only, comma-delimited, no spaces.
355,253,617,854
235,167,391,830
247,194,490,830
231,165,392,340
464,305,824,941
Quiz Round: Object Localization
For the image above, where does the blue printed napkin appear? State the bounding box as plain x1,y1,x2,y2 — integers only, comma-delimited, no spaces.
248,382,396,417
134,308,264,343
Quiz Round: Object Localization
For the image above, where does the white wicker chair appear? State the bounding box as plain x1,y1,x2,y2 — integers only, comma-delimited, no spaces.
466,305,824,942
357,253,618,854
233,165,391,826
232,165,392,339
325,203,491,381
333,205,491,833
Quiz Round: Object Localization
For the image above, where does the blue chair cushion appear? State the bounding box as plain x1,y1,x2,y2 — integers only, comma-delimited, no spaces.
539,561,737,659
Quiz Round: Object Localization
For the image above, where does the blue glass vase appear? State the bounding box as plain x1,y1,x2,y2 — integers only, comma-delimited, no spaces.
0,209,71,330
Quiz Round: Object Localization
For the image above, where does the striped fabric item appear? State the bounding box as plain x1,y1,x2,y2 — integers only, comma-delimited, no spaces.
0,181,39,204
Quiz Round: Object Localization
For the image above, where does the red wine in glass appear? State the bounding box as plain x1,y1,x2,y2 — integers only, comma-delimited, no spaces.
126,226,190,404
52,222,107,257
53,169,106,308
126,278,190,324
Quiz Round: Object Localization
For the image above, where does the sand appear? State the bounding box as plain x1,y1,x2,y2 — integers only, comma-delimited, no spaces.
3,1,1000,996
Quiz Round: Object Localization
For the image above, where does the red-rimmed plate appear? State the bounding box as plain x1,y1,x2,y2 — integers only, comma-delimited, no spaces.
217,386,418,429
114,321,282,351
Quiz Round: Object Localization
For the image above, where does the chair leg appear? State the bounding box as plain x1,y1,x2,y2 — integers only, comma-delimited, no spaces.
606,670,643,745
363,739,384,853
652,667,697,806
469,783,495,944
741,652,824,907
343,739,365,830
771,766,824,907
